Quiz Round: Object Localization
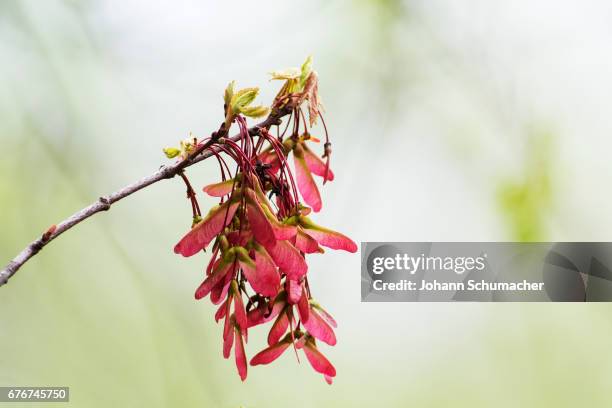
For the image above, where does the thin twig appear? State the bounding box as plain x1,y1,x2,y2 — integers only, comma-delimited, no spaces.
0,107,291,287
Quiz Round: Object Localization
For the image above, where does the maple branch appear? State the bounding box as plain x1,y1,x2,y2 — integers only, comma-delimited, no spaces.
0,107,291,287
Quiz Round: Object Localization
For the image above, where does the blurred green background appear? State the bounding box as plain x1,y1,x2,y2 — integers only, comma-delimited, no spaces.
2,0,612,406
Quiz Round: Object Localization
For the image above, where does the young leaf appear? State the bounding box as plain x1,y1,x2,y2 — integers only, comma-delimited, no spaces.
231,87,259,113
269,67,300,81
240,105,270,118
163,147,181,159
224,80,235,107
299,55,313,89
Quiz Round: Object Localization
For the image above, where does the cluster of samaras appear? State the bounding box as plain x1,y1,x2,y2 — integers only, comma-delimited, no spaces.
171,57,356,384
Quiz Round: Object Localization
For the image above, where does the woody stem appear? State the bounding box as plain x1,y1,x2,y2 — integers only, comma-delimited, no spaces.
0,105,294,287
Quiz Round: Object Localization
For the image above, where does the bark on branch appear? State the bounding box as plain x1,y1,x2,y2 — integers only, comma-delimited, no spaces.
0,108,291,287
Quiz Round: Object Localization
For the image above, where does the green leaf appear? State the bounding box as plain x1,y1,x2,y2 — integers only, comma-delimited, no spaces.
230,87,259,113
224,80,235,106
163,147,180,158
269,67,301,81
239,105,270,118
299,55,313,89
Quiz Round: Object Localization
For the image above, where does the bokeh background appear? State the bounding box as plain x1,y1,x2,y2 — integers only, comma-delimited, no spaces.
2,0,612,406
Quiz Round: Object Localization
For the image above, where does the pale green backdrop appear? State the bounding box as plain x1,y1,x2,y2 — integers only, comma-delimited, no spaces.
2,0,612,406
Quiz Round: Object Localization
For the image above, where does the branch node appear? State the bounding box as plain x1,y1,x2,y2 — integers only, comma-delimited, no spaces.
99,196,111,211
31,240,44,254
161,165,176,180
